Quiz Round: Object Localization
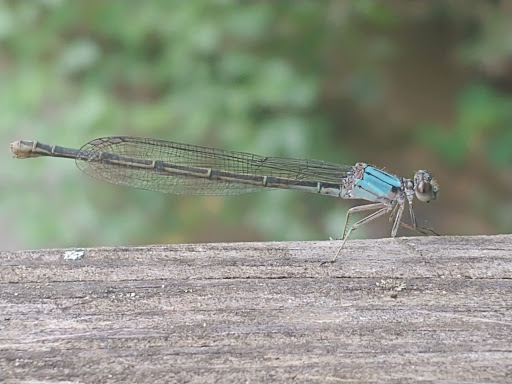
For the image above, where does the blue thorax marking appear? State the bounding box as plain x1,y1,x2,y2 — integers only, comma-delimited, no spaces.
354,165,402,202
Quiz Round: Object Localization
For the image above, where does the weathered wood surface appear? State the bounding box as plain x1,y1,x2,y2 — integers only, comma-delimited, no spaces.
1,234,511,383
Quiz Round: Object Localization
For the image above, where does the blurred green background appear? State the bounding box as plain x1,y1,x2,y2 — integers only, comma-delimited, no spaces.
1,1,511,251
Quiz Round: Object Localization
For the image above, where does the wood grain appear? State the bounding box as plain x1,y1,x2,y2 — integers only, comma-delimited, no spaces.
1,235,511,383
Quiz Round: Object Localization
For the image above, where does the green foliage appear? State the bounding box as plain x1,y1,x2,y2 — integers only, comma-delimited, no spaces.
419,85,512,167
1,1,511,250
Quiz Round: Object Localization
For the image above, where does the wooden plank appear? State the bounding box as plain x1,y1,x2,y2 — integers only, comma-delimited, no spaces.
1,235,511,383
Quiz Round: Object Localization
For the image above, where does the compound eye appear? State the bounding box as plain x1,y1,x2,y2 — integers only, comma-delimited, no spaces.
414,170,438,202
